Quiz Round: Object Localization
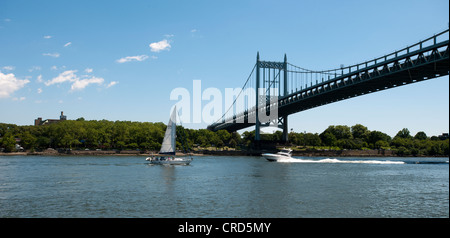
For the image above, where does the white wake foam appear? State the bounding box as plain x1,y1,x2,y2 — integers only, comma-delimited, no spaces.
277,158,405,164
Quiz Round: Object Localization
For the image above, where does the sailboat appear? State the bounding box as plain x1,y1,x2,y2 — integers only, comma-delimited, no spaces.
146,106,193,165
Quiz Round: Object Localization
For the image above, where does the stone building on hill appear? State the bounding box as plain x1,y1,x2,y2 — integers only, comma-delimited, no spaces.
35,111,67,126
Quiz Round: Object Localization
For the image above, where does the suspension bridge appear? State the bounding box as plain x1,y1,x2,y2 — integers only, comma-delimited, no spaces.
207,29,449,141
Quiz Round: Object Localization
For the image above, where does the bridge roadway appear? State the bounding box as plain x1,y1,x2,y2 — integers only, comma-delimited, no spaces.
208,30,449,132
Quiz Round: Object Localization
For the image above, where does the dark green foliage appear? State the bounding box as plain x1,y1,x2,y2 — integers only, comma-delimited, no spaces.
0,121,448,156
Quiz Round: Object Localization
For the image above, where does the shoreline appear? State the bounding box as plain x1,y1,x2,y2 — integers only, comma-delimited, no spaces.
1,149,448,157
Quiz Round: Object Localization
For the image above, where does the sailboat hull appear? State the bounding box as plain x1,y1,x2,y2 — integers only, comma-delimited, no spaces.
146,156,193,165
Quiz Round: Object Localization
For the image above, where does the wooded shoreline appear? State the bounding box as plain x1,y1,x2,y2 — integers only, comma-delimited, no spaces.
1,148,448,157
1,120,448,157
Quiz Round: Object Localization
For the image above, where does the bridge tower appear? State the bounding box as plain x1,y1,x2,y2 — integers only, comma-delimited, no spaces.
255,52,289,142
282,54,288,142
255,52,261,141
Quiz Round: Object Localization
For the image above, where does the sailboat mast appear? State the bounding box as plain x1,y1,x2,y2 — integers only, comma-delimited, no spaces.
159,106,177,155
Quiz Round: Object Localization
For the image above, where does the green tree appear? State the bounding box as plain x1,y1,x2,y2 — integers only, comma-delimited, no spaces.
229,139,237,148
20,131,37,150
321,125,352,141
414,131,427,140
60,134,80,149
242,130,255,146
367,131,391,148
36,136,51,149
304,133,321,147
391,137,407,149
374,140,390,149
288,132,299,145
230,132,241,145
216,130,231,144
396,146,411,156
295,133,306,146
1,132,16,152
395,128,412,139
116,141,126,149
333,125,352,140
197,135,208,148
321,132,337,147
127,143,139,150
351,124,369,140
139,142,151,150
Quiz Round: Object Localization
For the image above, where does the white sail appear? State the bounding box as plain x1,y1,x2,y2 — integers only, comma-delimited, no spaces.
146,105,193,165
159,106,177,155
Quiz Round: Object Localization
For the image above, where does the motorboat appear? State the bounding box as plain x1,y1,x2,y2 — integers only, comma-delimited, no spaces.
262,148,292,162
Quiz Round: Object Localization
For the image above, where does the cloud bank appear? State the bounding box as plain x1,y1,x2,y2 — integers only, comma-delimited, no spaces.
45,70,105,91
0,72,30,98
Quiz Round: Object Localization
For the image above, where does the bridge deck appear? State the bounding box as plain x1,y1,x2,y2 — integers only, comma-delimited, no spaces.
208,34,449,132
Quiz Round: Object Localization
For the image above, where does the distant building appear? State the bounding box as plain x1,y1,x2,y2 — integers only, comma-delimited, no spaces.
438,133,449,140
35,111,67,126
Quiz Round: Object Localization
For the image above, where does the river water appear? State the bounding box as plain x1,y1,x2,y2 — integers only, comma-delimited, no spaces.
0,155,448,218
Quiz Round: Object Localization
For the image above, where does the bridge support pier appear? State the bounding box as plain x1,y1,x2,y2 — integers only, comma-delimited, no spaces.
281,115,288,142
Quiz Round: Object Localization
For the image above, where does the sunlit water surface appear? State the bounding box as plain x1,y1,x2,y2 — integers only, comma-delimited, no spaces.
0,155,448,217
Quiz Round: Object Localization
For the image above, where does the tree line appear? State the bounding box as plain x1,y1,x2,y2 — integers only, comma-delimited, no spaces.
0,120,448,156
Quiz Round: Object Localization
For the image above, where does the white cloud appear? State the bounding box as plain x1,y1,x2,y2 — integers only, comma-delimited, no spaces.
43,35,52,39
64,42,72,47
45,70,105,91
43,52,60,58
37,88,43,94
190,29,202,38
28,66,41,72
0,72,30,98
2,66,15,71
149,39,171,52
84,68,93,73
37,74,43,83
50,65,66,71
71,76,104,91
12,97,26,101
45,70,78,86
116,55,149,63
106,81,119,88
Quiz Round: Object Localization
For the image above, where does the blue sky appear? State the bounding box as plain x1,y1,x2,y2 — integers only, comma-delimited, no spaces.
0,0,449,137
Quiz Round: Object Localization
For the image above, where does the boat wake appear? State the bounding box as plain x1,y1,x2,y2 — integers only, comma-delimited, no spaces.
277,158,406,164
